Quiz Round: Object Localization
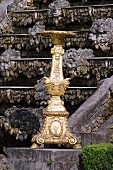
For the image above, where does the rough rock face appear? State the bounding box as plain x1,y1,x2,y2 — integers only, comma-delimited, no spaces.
0,106,40,141
28,22,45,37
0,17,13,34
68,76,113,144
0,48,21,62
0,0,14,34
0,0,14,22
0,49,21,80
89,18,113,52
7,0,32,11
34,78,50,107
63,48,94,68
34,107,44,130
28,22,45,51
48,0,70,17
63,48,94,79
0,89,34,104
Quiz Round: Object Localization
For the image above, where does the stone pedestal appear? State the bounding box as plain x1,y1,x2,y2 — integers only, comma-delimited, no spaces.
6,148,82,170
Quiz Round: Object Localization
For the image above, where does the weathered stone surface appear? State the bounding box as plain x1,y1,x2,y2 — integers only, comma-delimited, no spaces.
0,49,21,62
7,0,34,12
63,48,94,79
48,0,70,17
0,0,14,22
0,0,14,34
1,106,40,141
79,131,113,146
6,148,82,170
68,76,113,137
34,78,50,106
0,154,10,170
28,22,45,52
97,114,113,132
89,18,113,52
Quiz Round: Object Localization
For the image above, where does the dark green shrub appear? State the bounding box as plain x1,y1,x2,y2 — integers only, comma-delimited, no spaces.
82,143,113,170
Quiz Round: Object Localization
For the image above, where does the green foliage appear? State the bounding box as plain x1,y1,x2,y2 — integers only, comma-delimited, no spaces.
80,28,89,31
47,160,53,166
82,143,113,170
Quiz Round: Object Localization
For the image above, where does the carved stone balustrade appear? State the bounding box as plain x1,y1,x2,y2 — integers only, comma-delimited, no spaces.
9,9,49,26
80,96,113,133
62,4,113,24
68,76,113,137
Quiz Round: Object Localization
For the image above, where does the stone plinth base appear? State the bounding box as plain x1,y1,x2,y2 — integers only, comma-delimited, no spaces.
6,148,82,170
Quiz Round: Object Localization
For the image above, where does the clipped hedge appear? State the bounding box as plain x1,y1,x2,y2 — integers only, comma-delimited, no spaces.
82,143,113,170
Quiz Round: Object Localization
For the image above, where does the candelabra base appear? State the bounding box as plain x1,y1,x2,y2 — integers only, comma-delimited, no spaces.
31,111,81,148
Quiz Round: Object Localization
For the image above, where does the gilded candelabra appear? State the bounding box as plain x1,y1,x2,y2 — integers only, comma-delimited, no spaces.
31,30,81,148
